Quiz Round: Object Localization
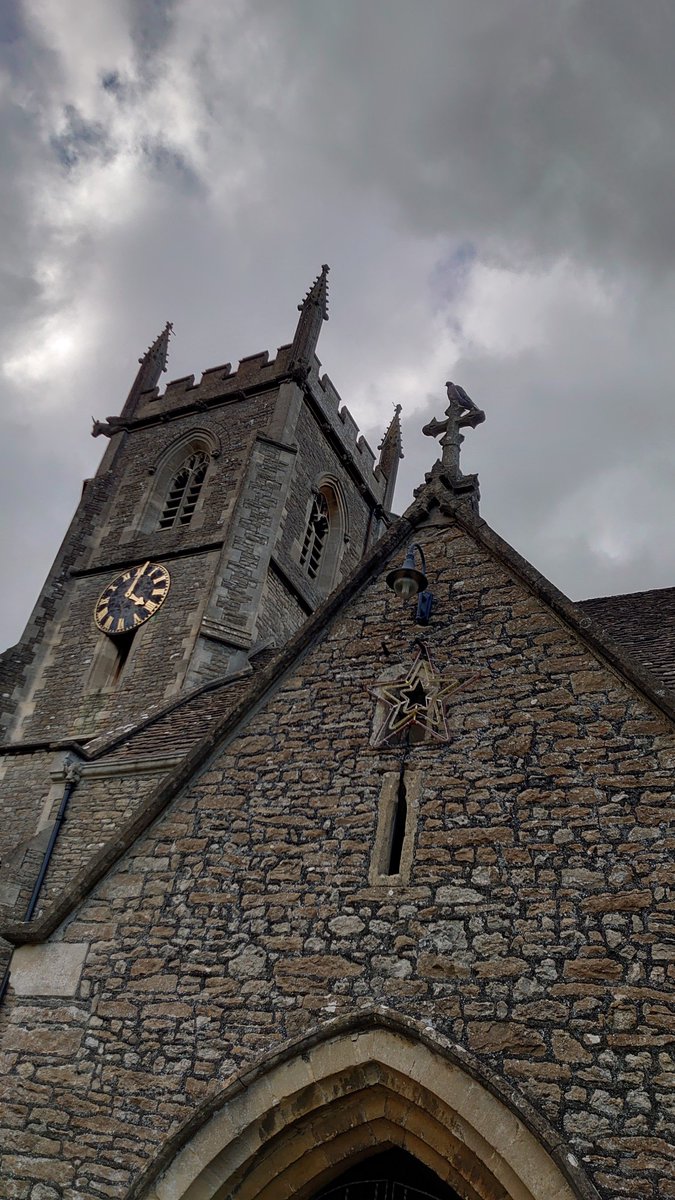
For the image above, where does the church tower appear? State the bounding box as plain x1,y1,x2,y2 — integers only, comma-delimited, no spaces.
0,266,400,744
0,267,400,908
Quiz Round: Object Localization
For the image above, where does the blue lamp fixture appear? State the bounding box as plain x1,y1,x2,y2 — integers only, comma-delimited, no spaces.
386,543,433,625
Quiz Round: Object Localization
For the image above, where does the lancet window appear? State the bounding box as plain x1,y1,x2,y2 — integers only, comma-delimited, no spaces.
159,450,209,529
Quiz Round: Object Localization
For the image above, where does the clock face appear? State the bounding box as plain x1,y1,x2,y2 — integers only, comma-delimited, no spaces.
94,562,170,635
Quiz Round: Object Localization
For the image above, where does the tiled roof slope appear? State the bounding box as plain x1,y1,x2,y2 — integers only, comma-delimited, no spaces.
578,585,675,694
85,650,278,766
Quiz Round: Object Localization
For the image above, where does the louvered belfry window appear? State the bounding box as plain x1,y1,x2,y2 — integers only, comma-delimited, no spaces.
159,451,209,529
300,491,330,579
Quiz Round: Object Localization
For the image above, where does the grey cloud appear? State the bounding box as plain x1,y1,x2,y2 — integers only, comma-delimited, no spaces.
129,0,180,58
50,105,112,169
2,0,675,650
255,0,675,271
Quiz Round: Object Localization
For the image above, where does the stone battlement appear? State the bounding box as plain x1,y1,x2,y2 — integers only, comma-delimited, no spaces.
136,345,289,411
135,346,382,495
314,369,377,479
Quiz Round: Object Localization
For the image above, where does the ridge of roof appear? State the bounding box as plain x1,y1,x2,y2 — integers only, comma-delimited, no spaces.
4,474,674,946
579,583,675,605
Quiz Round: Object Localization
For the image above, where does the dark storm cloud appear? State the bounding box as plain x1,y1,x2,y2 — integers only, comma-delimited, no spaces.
273,0,675,271
2,0,675,649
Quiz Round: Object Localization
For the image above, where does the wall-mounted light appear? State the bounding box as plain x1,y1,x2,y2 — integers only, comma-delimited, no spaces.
386,543,433,625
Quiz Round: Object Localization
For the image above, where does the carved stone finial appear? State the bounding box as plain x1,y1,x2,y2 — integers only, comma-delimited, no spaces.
378,403,403,461
139,321,173,378
297,264,329,320
422,381,485,478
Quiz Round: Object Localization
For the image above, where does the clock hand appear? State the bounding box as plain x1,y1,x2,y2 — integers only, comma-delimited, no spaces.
124,562,150,600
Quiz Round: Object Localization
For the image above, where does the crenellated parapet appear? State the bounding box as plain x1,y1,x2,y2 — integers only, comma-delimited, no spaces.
104,343,390,504
134,345,291,414
309,368,382,493
93,269,397,508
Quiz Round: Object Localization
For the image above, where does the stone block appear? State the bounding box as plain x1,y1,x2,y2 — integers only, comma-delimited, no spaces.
10,943,89,997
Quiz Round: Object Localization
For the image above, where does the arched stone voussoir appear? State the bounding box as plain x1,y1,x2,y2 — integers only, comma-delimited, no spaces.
135,1008,600,1200
225,1082,502,1200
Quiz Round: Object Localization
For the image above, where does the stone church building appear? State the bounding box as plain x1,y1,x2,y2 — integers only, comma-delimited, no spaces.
0,267,672,1200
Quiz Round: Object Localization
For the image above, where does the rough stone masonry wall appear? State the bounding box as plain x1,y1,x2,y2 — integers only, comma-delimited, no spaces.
88,396,276,566
0,752,56,883
1,519,674,1200
1,768,163,922
256,566,307,648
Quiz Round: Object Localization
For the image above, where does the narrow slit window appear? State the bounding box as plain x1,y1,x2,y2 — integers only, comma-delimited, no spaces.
111,629,136,683
159,451,209,530
370,770,420,886
87,628,138,693
387,766,408,875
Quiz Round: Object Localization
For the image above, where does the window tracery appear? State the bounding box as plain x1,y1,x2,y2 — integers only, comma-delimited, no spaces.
158,450,209,529
299,479,348,590
300,491,330,579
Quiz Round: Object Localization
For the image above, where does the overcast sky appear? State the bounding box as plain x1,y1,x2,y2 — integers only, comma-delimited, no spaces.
2,0,675,649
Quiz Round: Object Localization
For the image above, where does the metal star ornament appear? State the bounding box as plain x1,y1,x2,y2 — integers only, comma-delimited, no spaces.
370,642,480,746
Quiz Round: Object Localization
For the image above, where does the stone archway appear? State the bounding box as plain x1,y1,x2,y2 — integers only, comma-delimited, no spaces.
136,1011,599,1200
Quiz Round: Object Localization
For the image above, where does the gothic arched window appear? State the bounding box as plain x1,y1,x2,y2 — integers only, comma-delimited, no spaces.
300,491,330,580
158,450,209,529
299,480,348,591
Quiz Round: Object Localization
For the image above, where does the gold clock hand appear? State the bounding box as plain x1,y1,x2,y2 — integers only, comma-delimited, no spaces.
124,562,149,600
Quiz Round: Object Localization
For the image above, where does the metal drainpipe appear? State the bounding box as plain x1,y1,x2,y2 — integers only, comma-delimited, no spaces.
0,758,81,1006
363,502,383,558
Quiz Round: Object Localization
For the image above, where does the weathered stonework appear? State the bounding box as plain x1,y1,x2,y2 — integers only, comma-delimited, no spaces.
1,283,672,1199
0,292,397,947
0,490,673,1199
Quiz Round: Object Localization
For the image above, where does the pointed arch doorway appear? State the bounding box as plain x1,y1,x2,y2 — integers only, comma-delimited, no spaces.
138,1012,599,1200
312,1148,461,1200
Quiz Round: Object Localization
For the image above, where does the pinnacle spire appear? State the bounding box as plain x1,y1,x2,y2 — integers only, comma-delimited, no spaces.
289,265,329,379
377,403,404,509
143,320,173,367
122,321,173,418
137,321,173,389
299,263,329,319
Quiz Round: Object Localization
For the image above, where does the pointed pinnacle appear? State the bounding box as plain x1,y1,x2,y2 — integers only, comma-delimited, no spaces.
297,264,329,321
139,321,173,371
378,403,404,458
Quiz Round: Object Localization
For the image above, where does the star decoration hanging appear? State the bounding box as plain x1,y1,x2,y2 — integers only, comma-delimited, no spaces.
370,642,481,746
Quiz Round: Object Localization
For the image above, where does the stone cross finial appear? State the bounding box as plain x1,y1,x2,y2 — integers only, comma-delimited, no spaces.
422,381,485,477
